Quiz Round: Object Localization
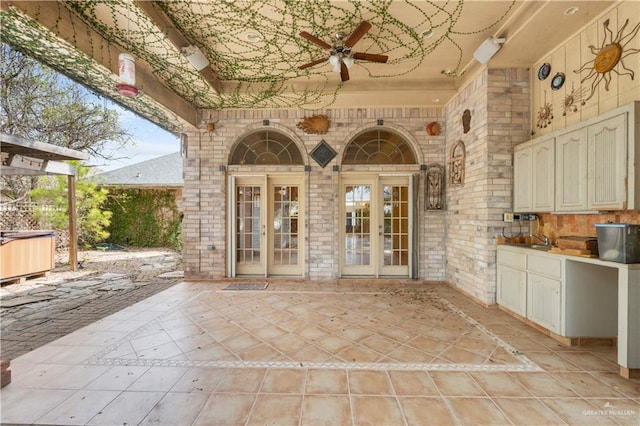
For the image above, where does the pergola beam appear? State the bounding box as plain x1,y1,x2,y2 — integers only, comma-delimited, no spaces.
3,154,79,176
3,1,198,127
134,0,221,94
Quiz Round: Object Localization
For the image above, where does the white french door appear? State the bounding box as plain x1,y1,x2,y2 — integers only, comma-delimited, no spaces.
230,175,304,276
341,175,414,277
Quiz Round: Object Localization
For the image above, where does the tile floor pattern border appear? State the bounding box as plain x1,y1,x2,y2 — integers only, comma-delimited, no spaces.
2,282,639,426
85,290,543,373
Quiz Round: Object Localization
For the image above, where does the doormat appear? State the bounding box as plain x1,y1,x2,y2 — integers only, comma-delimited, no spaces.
223,282,269,291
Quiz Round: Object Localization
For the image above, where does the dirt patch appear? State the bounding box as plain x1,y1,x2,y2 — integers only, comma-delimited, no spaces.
53,247,182,282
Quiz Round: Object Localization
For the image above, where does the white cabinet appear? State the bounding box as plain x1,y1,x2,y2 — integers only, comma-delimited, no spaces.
497,245,620,340
496,247,527,316
497,246,563,334
497,265,527,317
555,127,587,211
513,145,532,212
555,113,628,211
526,252,563,333
527,274,561,333
513,136,554,212
588,113,628,210
516,101,639,212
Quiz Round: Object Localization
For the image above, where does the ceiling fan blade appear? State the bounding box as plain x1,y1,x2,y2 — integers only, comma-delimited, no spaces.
340,62,350,82
298,57,328,70
352,52,388,63
344,21,372,47
299,31,332,50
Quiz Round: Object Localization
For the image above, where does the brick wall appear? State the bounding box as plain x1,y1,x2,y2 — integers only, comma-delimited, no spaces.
445,68,530,305
182,107,448,280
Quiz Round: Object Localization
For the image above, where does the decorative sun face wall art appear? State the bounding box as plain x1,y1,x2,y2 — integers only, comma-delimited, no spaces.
574,18,640,103
531,3,640,134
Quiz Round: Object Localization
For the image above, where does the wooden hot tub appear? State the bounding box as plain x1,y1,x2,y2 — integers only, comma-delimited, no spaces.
0,230,55,281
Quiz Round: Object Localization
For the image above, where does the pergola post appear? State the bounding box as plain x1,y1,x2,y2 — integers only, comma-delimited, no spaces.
67,175,78,272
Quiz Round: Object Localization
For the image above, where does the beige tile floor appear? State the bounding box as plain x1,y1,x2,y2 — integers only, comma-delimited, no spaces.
1,280,638,425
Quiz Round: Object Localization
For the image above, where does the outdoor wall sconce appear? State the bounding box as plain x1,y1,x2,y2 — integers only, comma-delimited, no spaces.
263,119,270,126
376,119,384,126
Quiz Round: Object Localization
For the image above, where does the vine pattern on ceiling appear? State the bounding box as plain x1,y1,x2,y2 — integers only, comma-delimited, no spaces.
1,0,517,132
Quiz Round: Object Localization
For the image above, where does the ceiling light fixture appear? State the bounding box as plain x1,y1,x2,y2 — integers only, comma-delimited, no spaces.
420,29,434,39
564,6,579,16
473,37,506,64
182,45,210,71
328,55,341,73
328,54,355,73
245,32,262,42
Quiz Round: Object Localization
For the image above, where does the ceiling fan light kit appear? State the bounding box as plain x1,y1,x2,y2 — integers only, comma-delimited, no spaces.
298,21,388,82
473,37,506,64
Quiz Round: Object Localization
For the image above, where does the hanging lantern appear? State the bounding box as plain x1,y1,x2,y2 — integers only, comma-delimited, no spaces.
116,53,139,97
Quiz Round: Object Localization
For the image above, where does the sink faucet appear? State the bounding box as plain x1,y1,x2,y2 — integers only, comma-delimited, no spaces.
532,234,550,245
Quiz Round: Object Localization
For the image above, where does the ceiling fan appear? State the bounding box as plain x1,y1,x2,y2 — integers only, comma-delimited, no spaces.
298,21,388,82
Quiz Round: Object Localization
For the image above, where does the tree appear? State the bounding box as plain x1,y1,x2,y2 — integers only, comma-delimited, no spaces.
0,43,132,200
30,162,112,248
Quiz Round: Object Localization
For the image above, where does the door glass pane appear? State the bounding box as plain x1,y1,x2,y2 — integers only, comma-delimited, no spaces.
383,185,409,266
272,185,299,265
236,185,261,265
344,185,371,266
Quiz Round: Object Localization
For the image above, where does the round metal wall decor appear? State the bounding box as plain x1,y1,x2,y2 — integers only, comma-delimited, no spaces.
551,72,565,90
537,63,551,80
426,121,441,136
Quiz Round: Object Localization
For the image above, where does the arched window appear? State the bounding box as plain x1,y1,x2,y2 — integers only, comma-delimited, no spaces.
342,129,417,164
230,130,303,165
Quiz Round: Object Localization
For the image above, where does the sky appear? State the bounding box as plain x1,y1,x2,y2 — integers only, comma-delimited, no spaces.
87,104,180,173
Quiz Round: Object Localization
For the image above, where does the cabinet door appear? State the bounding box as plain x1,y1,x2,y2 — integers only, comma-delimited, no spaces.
497,265,527,317
513,146,532,212
588,114,627,210
555,127,587,211
527,274,561,333
532,138,554,212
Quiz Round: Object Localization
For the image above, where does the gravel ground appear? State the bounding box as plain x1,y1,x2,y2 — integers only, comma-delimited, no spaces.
0,248,183,360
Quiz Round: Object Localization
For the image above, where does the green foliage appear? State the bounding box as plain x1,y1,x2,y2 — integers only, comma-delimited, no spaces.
30,162,112,248
104,189,182,250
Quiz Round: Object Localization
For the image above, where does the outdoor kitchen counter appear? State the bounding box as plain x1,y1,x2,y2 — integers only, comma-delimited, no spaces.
497,244,640,379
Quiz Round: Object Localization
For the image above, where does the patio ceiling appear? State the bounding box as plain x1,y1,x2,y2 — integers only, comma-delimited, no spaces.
0,1,615,132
